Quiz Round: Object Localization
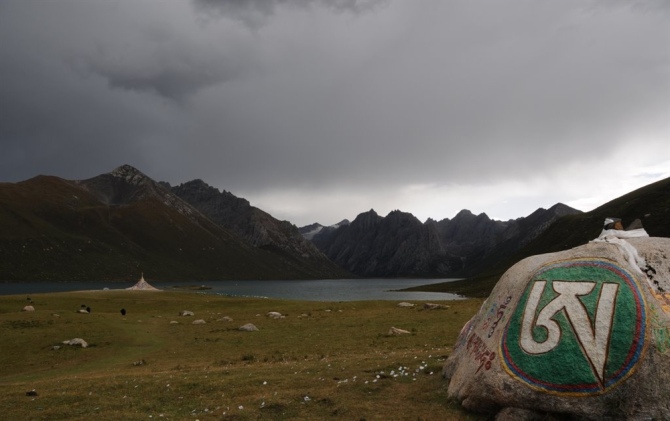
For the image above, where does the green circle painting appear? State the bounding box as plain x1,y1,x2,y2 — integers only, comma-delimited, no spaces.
500,258,647,395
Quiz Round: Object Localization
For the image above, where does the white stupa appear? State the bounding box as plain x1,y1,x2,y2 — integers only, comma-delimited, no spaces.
126,273,160,291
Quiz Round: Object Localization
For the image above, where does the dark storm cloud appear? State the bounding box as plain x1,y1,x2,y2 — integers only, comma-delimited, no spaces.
193,0,386,27
0,0,667,225
183,0,669,190
79,50,243,102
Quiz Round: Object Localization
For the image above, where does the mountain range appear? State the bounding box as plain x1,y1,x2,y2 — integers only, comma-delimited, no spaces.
0,165,348,281
1,164,668,284
302,202,582,278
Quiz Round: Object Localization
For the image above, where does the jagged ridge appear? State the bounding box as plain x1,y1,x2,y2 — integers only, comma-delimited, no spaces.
307,203,583,278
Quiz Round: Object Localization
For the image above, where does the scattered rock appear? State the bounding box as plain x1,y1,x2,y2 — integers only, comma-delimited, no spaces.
192,319,206,325
217,316,233,322
132,359,146,366
266,311,284,319
239,323,259,332
388,326,411,335
52,346,61,351
179,310,194,317
397,302,415,308
22,305,35,312
62,338,88,348
423,303,449,310
77,309,89,314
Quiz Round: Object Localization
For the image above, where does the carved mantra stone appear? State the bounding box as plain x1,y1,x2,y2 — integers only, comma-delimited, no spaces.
443,237,670,420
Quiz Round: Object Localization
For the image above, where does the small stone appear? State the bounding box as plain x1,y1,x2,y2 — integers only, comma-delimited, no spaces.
238,323,258,332
388,326,411,335
423,303,449,310
62,338,88,348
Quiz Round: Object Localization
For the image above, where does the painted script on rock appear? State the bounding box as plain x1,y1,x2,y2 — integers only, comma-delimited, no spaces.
501,258,647,395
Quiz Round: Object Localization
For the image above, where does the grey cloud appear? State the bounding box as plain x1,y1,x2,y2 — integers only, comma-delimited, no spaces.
192,0,387,27
0,0,666,226
78,52,244,102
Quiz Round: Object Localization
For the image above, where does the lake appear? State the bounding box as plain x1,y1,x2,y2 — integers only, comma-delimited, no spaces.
0,278,463,301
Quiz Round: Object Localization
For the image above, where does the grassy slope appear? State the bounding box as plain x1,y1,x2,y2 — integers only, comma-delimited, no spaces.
0,291,484,420
0,176,349,281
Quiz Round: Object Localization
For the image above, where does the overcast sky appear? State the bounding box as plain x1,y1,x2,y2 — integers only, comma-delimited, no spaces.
0,0,668,226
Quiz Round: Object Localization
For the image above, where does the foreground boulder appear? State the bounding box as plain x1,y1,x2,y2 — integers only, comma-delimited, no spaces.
443,237,670,419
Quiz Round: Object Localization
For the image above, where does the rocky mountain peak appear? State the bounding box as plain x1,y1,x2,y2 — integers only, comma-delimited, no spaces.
454,209,476,219
179,179,217,192
351,209,383,230
110,164,149,185
549,202,580,216
172,179,250,209
451,209,492,223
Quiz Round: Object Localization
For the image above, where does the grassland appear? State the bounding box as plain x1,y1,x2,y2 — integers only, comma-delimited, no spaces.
0,290,485,420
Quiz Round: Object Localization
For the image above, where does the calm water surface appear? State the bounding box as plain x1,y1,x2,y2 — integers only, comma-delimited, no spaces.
0,279,463,301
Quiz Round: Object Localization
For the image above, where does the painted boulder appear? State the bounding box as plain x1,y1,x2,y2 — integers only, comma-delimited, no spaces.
443,237,670,420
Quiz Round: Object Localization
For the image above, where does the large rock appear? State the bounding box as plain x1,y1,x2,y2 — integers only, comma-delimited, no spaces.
443,237,670,419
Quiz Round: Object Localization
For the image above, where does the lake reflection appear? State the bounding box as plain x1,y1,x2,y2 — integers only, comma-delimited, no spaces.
1,278,463,301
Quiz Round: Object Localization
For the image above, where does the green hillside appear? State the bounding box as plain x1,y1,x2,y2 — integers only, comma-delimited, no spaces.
0,175,347,281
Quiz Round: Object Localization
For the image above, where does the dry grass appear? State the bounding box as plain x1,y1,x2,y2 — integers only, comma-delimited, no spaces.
0,290,486,420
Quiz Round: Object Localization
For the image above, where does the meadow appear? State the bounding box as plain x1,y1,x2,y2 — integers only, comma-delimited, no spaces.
0,290,486,420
